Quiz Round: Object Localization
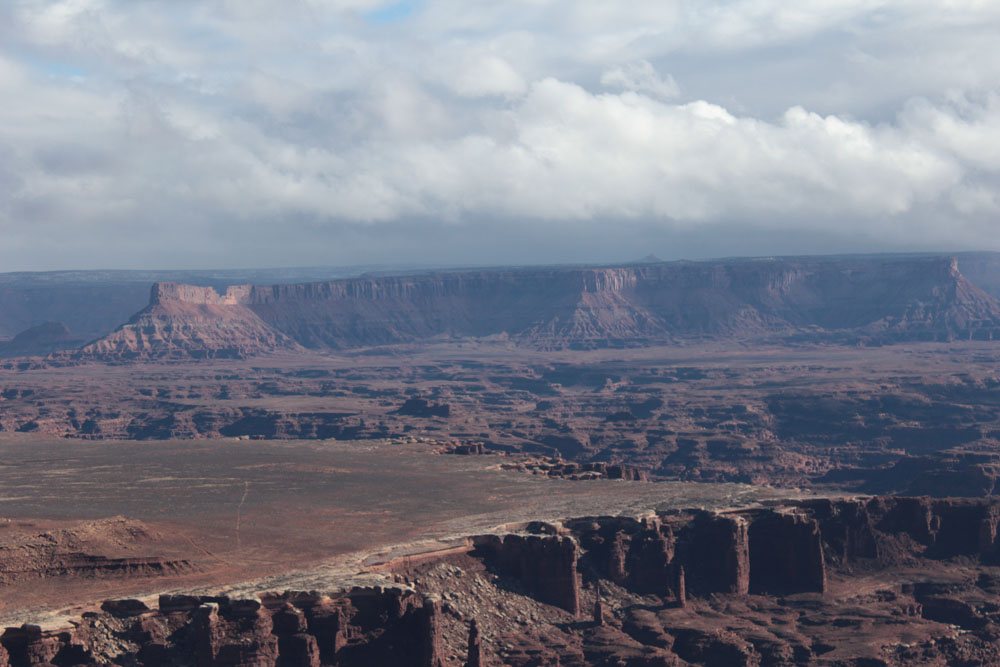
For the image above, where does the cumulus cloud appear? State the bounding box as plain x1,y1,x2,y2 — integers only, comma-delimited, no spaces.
0,0,999,269
441,54,526,98
600,61,679,100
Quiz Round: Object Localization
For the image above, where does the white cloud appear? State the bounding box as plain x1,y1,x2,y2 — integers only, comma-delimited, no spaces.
0,55,25,88
450,54,526,98
601,60,679,100
1,0,1000,269
900,94,1000,171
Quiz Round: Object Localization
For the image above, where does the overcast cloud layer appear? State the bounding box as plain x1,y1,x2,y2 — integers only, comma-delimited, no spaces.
1,0,999,270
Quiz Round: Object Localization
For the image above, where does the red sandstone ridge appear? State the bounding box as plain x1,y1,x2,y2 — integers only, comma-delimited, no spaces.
77,283,301,360
74,255,1000,360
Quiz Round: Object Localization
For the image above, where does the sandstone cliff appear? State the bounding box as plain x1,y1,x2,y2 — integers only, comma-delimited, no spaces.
79,283,301,360
11,497,1000,666
0,588,444,667
76,255,1000,359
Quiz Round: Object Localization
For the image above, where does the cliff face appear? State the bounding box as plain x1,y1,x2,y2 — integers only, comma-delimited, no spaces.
0,589,444,667
12,497,1000,666
241,269,663,349
77,255,1000,359
78,283,301,360
472,534,580,614
149,283,252,306
561,497,1000,608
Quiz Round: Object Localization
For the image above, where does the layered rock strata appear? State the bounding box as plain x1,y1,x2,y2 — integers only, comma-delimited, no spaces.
79,284,301,360
9,497,1000,665
77,255,1000,359
0,588,444,667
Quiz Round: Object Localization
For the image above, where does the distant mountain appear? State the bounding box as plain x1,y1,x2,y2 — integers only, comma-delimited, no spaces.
74,255,1000,360
79,284,301,360
0,322,81,358
0,264,426,340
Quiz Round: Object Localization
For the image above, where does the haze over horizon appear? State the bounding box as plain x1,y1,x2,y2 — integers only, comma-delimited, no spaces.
2,1,999,271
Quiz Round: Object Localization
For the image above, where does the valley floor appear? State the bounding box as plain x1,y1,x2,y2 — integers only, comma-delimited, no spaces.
0,434,790,627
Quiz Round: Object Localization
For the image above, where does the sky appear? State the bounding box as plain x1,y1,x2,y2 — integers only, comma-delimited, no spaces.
1,0,999,271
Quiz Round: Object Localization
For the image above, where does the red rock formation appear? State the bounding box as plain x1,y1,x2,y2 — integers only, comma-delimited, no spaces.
799,496,1000,567
194,600,279,667
572,512,822,600
668,627,760,667
420,596,445,667
272,603,320,667
11,498,1000,665
608,531,628,583
241,256,1000,346
957,251,1000,299
625,526,675,595
0,625,88,667
100,598,151,616
466,619,483,667
77,283,301,361
0,517,194,588
0,588,446,667
569,517,685,602
592,582,605,626
502,459,650,481
678,514,749,596
472,534,580,615
673,565,686,608
73,255,1000,359
747,511,826,594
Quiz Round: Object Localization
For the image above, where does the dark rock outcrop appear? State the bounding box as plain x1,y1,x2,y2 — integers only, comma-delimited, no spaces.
0,625,67,666
472,534,580,615
500,458,649,481
592,583,605,626
800,496,1000,566
396,398,451,418
747,511,826,594
0,588,445,667
678,514,750,596
565,498,1000,606
466,619,483,667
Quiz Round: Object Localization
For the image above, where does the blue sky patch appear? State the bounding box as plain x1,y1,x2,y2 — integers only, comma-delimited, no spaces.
363,0,423,24
45,62,86,78
23,57,86,78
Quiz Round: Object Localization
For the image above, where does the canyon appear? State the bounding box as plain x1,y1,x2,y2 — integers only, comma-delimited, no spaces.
3,342,999,496
7,494,1000,665
3,253,1000,664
